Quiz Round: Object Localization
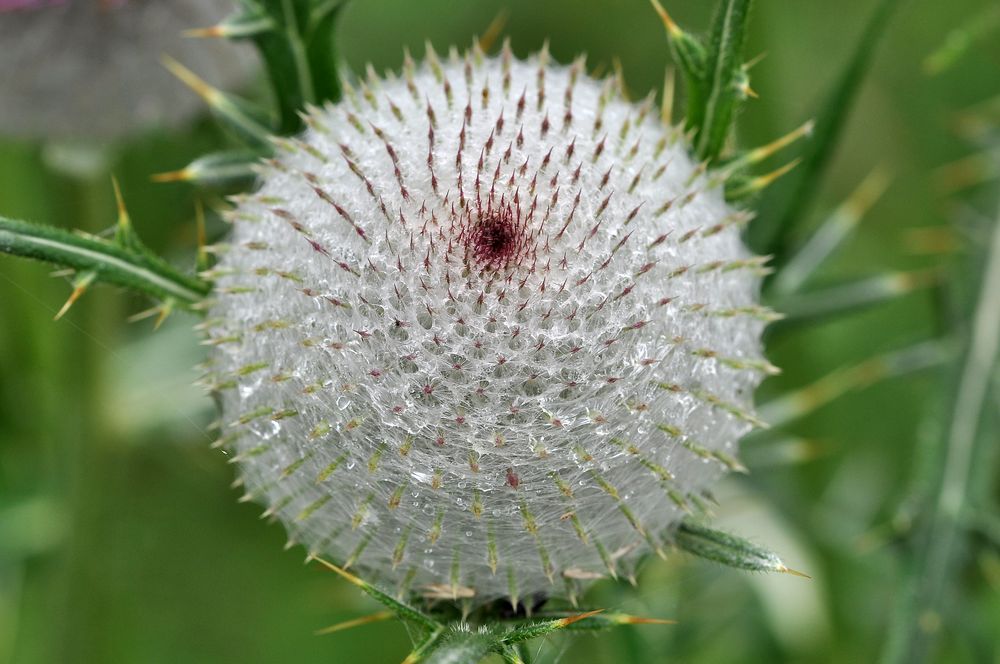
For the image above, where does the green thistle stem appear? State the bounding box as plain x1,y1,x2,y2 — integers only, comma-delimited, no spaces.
0,216,210,310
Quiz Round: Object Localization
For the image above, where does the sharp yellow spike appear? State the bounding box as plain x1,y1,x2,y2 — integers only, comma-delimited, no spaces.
744,51,768,71
649,0,682,37
308,555,366,589
54,271,97,321
151,168,194,183
127,305,160,323
739,121,814,168
153,299,174,330
478,8,510,52
315,611,393,636
661,66,676,126
557,608,605,628
728,158,802,198
778,566,812,579
611,57,628,97
161,55,223,105
183,25,227,39
126,299,174,329
111,176,131,234
610,613,678,626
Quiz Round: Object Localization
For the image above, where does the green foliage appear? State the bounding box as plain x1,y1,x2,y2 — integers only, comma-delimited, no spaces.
882,204,1000,664
231,0,347,134
652,0,754,164
750,0,904,261
674,520,804,575
1,0,998,662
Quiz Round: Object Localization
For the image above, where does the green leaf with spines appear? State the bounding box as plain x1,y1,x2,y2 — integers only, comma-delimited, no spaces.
695,0,754,163
233,0,346,135
652,0,753,164
674,520,804,575
650,0,708,132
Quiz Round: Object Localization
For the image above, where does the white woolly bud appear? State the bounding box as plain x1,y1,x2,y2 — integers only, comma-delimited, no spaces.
0,0,249,139
207,45,771,604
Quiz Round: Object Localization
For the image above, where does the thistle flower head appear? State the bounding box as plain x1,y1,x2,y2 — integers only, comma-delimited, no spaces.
207,44,771,604
0,0,248,139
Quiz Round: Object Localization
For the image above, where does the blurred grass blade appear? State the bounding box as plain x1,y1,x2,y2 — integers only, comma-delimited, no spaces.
758,340,948,429
773,269,936,325
675,520,807,576
750,0,903,259
771,168,891,295
923,5,1000,76
314,610,393,635
0,216,211,309
153,151,260,188
740,436,828,469
883,209,1000,664
934,151,999,193
696,0,754,162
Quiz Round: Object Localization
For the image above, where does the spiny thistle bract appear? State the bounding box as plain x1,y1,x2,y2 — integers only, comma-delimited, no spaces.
0,0,248,140
206,43,774,606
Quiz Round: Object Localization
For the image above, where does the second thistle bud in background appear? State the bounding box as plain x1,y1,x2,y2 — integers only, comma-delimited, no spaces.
0,0,251,141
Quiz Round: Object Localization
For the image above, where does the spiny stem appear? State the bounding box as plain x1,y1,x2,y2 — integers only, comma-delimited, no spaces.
0,215,210,310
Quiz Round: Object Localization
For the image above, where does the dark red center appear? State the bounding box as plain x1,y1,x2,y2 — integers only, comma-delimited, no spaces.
474,215,516,261
463,197,530,273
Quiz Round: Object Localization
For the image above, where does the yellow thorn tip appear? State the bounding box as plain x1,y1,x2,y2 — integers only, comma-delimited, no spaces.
649,0,682,36
161,54,219,103
309,555,365,588
182,25,225,38
779,566,812,579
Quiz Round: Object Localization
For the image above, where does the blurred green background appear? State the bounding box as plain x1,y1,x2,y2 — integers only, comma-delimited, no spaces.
1,1,998,662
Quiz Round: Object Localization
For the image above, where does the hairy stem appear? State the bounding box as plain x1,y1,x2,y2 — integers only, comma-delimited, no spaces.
0,216,211,310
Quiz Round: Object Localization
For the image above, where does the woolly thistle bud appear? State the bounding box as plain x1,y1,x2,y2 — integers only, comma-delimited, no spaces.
0,0,249,140
207,44,773,604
